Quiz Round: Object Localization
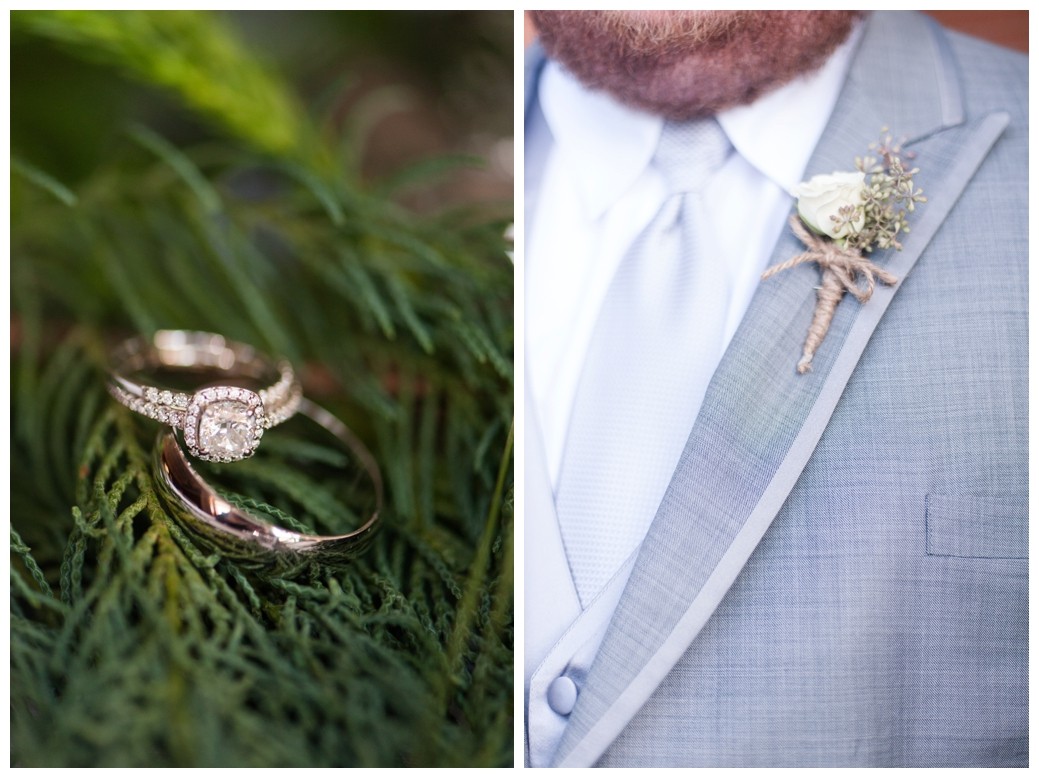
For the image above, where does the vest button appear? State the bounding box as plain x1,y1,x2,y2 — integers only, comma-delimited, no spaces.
547,676,578,715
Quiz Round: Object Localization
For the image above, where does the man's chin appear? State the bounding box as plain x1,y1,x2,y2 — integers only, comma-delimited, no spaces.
531,10,861,119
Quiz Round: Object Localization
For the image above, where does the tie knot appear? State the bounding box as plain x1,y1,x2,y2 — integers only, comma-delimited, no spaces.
654,118,732,195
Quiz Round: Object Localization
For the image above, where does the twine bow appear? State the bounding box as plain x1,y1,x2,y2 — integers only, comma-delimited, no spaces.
762,215,898,374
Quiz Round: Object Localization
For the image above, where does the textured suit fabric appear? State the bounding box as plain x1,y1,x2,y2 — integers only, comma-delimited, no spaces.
529,11,1027,768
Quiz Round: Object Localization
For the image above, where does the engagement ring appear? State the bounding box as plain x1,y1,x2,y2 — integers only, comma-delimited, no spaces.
108,330,302,462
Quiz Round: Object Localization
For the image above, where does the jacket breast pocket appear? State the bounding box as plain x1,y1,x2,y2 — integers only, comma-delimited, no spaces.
925,493,1028,559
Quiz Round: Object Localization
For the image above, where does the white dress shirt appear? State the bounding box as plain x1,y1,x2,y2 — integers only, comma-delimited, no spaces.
525,27,862,767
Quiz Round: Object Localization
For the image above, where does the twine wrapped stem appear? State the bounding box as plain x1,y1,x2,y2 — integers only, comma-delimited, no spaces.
762,215,898,373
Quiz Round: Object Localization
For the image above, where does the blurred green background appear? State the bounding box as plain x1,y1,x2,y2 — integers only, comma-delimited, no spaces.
11,10,514,768
11,10,513,207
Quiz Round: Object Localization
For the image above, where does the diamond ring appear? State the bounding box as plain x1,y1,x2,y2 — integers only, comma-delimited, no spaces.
108,330,301,462
154,398,382,568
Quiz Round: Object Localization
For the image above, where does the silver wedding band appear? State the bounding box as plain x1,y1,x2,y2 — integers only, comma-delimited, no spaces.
154,398,383,569
108,330,301,462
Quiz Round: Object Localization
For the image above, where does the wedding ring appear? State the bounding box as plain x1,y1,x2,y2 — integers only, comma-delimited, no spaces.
108,330,302,463
154,398,382,568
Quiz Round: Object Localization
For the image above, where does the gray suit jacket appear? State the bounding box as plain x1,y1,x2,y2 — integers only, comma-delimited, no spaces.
525,11,1027,767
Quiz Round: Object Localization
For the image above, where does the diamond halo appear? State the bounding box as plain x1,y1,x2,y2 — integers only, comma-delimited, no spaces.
183,387,266,462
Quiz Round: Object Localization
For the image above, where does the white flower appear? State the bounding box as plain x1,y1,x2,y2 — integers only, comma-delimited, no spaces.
793,170,867,240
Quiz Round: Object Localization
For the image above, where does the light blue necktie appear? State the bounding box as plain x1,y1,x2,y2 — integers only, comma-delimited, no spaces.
555,118,733,606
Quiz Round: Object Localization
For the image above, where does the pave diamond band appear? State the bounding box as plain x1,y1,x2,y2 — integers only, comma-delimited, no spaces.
108,330,302,462
154,398,383,569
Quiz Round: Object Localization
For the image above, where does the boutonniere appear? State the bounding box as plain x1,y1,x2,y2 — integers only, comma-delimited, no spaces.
762,130,926,373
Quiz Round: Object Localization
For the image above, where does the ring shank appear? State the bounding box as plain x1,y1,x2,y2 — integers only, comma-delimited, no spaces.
112,330,276,381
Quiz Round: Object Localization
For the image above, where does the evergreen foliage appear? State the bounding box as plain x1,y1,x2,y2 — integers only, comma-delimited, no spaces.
11,11,513,767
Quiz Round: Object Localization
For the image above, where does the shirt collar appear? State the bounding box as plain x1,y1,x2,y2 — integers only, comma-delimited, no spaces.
537,22,862,219
539,59,662,220
718,23,863,194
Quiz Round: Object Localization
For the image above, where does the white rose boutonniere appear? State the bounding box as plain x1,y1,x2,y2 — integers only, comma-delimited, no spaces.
793,170,867,241
762,130,926,373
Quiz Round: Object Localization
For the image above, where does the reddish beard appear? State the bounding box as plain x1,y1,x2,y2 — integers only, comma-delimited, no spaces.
530,10,862,120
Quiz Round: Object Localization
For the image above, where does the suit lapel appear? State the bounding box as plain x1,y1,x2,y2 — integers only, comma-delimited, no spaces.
524,41,546,116
552,11,1010,767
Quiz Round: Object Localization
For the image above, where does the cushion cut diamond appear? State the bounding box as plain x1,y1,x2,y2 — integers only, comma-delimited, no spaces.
199,400,258,458
184,387,265,461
